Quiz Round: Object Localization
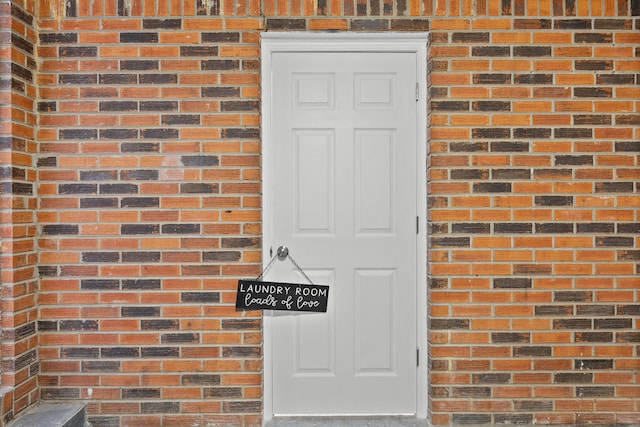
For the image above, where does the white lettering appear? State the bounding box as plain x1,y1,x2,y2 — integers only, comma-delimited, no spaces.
281,296,293,310
297,296,320,310
245,293,277,307
293,286,327,297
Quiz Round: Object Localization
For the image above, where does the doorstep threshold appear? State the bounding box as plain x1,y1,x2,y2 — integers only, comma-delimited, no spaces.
265,416,428,427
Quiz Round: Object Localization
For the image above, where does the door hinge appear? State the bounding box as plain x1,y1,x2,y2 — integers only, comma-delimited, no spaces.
416,216,419,234
417,348,420,367
415,83,419,101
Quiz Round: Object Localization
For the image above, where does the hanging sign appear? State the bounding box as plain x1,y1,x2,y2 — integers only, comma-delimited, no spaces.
235,280,329,313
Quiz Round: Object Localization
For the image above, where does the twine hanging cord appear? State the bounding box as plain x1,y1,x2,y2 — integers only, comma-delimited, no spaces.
256,247,314,285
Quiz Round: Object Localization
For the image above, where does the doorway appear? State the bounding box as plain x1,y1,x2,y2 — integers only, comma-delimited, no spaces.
261,32,428,420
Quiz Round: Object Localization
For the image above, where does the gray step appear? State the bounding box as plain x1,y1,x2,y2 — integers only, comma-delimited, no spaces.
7,403,86,427
265,416,429,427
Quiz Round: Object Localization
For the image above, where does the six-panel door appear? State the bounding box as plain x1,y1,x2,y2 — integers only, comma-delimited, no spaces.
269,51,418,415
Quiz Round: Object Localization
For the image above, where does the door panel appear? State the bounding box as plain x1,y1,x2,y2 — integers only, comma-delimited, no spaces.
355,129,396,233
294,130,335,234
354,269,395,374
294,269,335,375
269,51,417,415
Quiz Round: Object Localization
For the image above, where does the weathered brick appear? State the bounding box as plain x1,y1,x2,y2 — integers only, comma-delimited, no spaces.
575,332,613,342
452,32,490,43
515,74,553,85
473,183,512,193
201,32,240,43
58,46,98,58
594,318,633,329
514,346,552,357
493,278,532,289
576,305,614,316
535,305,573,316
39,33,78,43
514,46,551,57
555,19,592,29
430,319,470,330
472,101,510,111
266,19,307,30
553,319,592,329
535,196,573,207
576,359,613,370
576,60,613,71
472,46,510,57
575,33,612,44
491,141,529,152
473,373,512,384
492,333,530,343
120,33,159,43
141,320,179,330
494,223,532,234
452,414,491,425
161,333,200,344
574,87,612,98
473,73,512,84
139,74,178,84
576,386,615,397
492,169,530,179
121,60,159,70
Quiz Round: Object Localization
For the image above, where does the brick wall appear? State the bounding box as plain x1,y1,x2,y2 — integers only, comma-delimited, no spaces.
36,1,264,426
1,0,40,423
0,0,638,426
261,3,640,424
425,2,640,425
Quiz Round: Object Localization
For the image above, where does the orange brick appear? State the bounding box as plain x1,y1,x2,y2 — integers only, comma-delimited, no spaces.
534,386,574,398
595,209,635,220
451,59,491,71
554,100,593,112
534,59,573,71
490,59,532,71
513,319,551,330
451,250,491,261
554,263,593,275
430,46,470,57
472,236,511,248
555,73,595,84
532,114,571,125
554,46,592,57
492,87,530,98
595,263,635,275
430,18,471,29
494,250,533,261
471,263,511,275
431,73,471,85
450,332,490,344
493,386,532,398
431,290,471,303
531,331,571,344
493,196,533,208
533,33,572,43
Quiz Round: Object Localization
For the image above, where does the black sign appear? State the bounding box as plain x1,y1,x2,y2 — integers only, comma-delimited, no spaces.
235,280,329,312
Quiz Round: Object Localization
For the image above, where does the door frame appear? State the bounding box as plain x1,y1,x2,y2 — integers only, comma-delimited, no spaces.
261,32,429,423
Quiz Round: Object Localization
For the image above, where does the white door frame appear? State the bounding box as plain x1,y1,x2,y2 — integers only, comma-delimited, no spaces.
261,32,428,423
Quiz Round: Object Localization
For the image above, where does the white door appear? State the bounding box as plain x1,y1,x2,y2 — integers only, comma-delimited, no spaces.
267,49,418,415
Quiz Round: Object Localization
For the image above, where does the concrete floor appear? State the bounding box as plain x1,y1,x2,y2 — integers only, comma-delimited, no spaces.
265,416,429,427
